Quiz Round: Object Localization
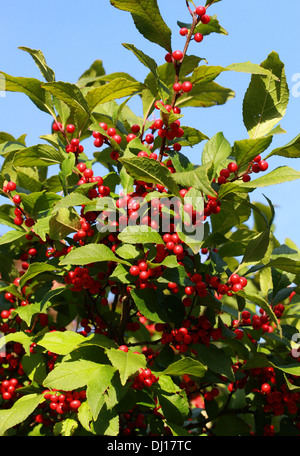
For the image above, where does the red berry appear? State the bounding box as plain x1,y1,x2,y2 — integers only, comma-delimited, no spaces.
153,119,164,130
145,134,154,144
1,310,10,319
52,122,62,132
119,345,129,352
201,14,211,24
194,33,204,43
180,27,189,36
14,216,23,226
94,137,104,148
261,383,271,394
241,310,251,320
126,133,136,142
172,50,183,61
131,124,140,134
2,392,12,400
252,163,261,173
66,124,75,133
99,122,108,131
242,174,251,182
173,83,182,92
70,400,81,410
77,163,86,172
13,194,21,204
220,168,230,179
195,6,206,16
181,81,193,92
259,160,268,171
227,162,238,173
139,271,149,281
7,181,16,192
83,169,93,179
129,266,140,276
71,138,80,148
165,53,173,63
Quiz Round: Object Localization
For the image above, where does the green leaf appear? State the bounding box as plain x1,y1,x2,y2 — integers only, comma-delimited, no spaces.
119,156,180,196
163,357,207,377
243,51,289,139
195,344,235,381
0,230,26,246
122,43,158,77
191,60,280,86
77,59,106,88
195,14,227,36
179,14,227,37
77,401,95,434
0,393,45,436
110,0,172,53
106,348,146,385
115,243,142,260
266,133,300,159
85,78,145,112
177,126,208,148
201,131,231,173
13,144,66,167
43,359,105,390
53,419,78,436
18,47,55,82
49,207,81,241
59,243,125,266
36,330,86,355
240,229,272,267
0,73,54,115
157,390,189,426
93,405,119,436
52,193,91,212
118,225,164,245
19,263,59,288
238,166,300,189
41,81,90,116
21,353,47,384
172,162,216,196
130,288,177,324
177,81,235,108
18,191,62,216
86,366,116,420
233,136,273,168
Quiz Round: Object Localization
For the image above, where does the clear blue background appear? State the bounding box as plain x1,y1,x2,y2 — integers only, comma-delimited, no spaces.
0,0,300,247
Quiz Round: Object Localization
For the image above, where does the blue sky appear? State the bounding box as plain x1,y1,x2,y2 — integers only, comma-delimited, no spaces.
0,0,300,248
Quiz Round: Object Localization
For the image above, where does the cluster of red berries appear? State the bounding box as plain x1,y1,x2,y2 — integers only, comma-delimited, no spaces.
0,377,21,401
2,180,17,194
2,181,36,228
0,342,25,380
131,367,159,390
179,5,210,44
262,379,300,417
150,116,185,143
217,156,269,185
120,408,146,436
157,314,223,352
92,122,122,150
52,122,85,155
64,266,105,295
42,389,86,415
233,303,285,339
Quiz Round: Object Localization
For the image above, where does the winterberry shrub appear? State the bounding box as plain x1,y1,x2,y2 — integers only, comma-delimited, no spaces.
0,0,300,438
